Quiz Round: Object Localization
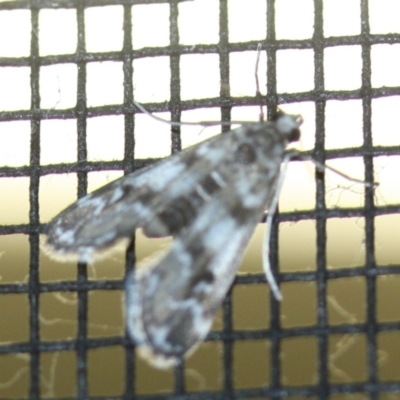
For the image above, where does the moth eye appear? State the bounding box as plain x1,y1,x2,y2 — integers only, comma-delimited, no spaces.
289,127,301,142
235,143,257,164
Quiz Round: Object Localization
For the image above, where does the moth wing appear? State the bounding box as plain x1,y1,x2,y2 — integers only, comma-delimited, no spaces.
43,132,236,263
126,194,271,368
126,126,287,368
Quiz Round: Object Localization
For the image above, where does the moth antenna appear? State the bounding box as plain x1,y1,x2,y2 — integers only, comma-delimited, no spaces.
133,100,262,128
313,159,378,188
255,43,265,122
293,151,379,188
133,101,199,127
263,152,294,301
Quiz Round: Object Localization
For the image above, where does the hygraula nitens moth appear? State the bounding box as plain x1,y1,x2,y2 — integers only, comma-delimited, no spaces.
43,107,302,368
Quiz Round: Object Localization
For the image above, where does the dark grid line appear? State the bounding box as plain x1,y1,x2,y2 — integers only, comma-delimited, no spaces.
3,86,400,125
2,144,400,182
169,0,183,156
2,318,400,356
3,262,400,296
167,1,187,394
2,262,400,297
0,0,185,11
313,1,329,400
121,5,136,398
218,0,232,133
28,7,42,400
3,33,400,69
217,0,235,397
74,3,90,399
360,2,379,400
0,0,400,399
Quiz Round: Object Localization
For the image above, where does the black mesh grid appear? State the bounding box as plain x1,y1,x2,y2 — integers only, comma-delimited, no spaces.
1,0,400,399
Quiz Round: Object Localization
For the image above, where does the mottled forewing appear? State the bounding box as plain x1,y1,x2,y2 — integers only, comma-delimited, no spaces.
44,133,230,263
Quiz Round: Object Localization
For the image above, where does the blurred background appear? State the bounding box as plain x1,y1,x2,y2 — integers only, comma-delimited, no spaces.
0,0,400,399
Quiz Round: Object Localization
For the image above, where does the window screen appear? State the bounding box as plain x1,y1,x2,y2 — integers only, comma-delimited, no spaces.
1,0,400,399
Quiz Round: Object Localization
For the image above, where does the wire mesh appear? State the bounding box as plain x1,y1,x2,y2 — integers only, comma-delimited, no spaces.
1,0,400,399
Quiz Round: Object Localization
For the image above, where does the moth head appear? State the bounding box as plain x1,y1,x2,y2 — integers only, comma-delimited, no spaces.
271,110,303,143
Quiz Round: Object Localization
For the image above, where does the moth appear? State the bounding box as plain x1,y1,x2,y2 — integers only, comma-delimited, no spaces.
43,109,302,368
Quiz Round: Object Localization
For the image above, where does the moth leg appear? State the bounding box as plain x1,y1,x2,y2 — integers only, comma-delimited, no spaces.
262,152,293,301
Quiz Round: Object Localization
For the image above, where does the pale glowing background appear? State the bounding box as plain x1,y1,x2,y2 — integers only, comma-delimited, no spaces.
0,0,400,398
